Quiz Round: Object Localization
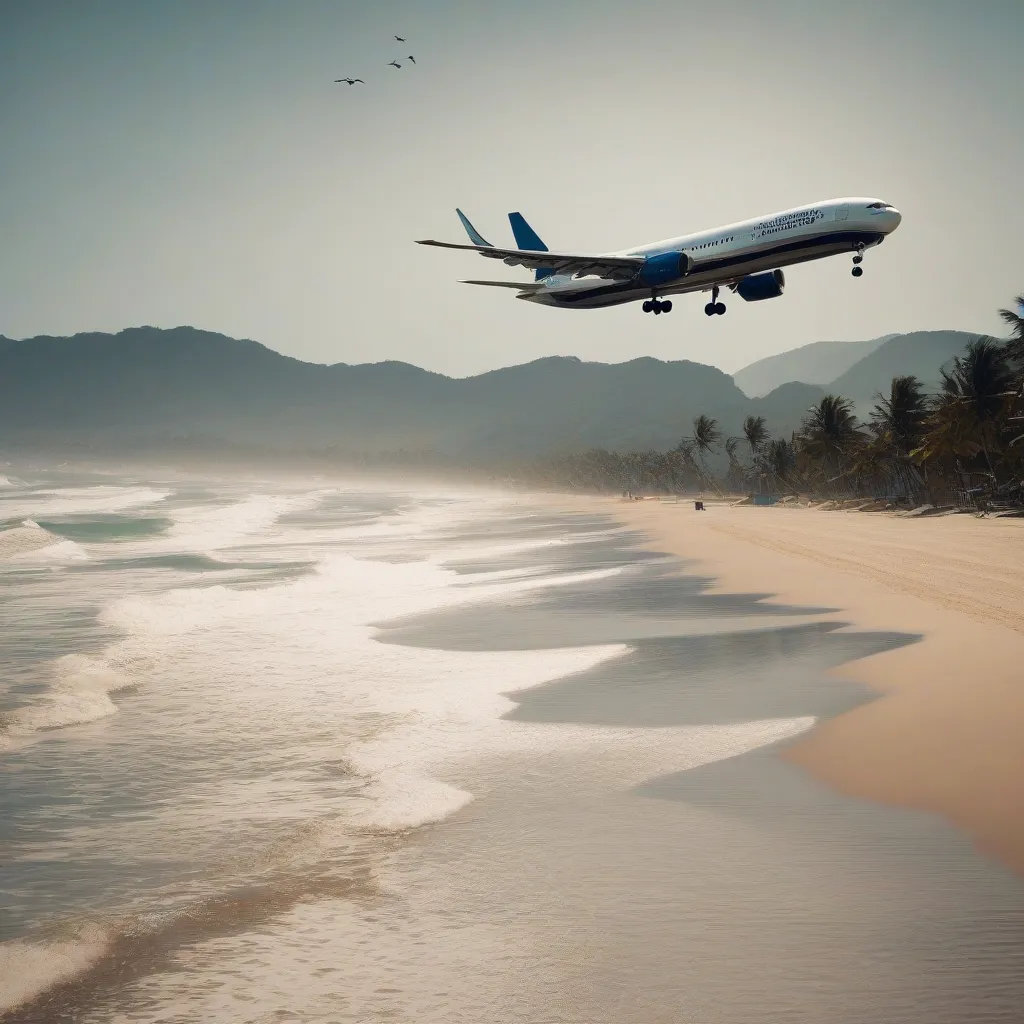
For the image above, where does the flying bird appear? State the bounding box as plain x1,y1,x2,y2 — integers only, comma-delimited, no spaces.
334,78,364,85
394,35,405,42
406,55,416,64
388,60,401,69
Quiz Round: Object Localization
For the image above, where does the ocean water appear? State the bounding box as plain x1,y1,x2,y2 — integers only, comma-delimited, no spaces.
1,468,1023,1022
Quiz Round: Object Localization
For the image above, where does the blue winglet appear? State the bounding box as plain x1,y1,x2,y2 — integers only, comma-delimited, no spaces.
508,212,553,280
456,208,492,248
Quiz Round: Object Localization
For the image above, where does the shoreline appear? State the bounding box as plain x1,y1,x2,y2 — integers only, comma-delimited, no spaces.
588,497,1024,876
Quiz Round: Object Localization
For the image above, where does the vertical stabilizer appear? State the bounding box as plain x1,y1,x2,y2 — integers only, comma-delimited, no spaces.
508,212,554,280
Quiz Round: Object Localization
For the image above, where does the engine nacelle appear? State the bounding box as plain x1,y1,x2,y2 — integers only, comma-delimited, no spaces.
638,251,691,287
736,269,785,301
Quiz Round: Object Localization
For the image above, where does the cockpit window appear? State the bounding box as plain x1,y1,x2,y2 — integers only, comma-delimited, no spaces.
866,201,891,209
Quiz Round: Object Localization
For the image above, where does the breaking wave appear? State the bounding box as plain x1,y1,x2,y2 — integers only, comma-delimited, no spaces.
0,923,115,1016
146,491,332,555
0,486,170,520
0,654,135,750
0,520,62,560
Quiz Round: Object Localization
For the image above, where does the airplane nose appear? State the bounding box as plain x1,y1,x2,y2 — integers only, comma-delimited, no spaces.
887,207,902,231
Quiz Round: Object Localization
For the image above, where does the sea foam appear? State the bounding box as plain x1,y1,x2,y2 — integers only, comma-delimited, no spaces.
0,486,170,520
0,654,134,749
0,924,114,1014
0,521,62,560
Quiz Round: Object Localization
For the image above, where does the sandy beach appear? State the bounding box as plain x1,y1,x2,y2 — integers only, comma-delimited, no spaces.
606,499,1024,875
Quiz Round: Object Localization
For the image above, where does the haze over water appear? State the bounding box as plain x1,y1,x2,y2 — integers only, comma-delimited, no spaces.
1,468,1022,1021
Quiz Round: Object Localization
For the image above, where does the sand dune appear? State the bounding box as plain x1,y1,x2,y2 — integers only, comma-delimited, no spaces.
605,500,1024,875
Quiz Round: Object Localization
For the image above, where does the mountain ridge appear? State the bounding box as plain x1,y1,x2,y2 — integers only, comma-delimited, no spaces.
0,325,987,458
826,330,979,409
732,337,894,396
0,327,750,457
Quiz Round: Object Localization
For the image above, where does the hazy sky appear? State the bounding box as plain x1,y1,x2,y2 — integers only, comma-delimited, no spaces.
2,0,1021,376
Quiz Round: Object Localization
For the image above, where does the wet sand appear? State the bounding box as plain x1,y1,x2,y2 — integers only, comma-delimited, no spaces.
367,509,1024,1023
606,499,1024,876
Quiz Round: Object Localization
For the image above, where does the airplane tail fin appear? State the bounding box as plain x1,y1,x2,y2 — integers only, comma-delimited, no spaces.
508,212,554,280
456,209,492,248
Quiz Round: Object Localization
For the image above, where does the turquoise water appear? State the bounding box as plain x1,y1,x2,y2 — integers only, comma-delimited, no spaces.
35,516,174,542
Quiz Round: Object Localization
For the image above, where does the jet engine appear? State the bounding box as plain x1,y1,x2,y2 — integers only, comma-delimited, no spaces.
735,269,785,301
638,251,692,287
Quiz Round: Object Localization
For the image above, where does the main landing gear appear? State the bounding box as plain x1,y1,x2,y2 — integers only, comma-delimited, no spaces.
704,286,726,316
851,243,865,277
642,298,673,314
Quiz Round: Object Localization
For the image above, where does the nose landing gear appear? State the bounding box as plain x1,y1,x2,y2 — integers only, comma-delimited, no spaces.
852,243,865,277
704,286,726,316
643,298,673,314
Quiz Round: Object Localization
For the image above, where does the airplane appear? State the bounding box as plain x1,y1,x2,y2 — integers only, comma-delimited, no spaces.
416,198,902,315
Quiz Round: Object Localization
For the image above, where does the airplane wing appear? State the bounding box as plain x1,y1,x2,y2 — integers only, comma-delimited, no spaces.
416,239,644,281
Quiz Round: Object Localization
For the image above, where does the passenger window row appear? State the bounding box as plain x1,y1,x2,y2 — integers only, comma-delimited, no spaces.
692,236,735,250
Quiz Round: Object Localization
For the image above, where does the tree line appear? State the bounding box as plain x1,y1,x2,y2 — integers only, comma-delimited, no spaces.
517,294,1024,508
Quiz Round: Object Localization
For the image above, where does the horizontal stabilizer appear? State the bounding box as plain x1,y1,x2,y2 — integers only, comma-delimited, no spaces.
460,279,547,291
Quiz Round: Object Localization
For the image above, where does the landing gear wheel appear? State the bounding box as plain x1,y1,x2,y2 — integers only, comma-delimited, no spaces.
705,286,725,316
653,303,662,314
661,300,672,313
852,266,864,278
642,300,653,313
853,255,863,265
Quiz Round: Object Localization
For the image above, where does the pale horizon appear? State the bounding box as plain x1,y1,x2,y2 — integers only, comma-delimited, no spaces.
2,0,1021,376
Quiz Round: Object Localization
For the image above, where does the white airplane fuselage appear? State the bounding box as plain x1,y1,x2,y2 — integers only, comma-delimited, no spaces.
520,197,901,309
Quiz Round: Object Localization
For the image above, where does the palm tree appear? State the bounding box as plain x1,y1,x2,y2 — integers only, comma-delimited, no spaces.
669,443,701,492
736,414,770,493
997,294,1024,458
690,414,721,454
687,414,721,493
723,436,745,491
870,375,928,455
741,415,769,459
916,337,1015,481
763,437,796,491
998,294,1024,367
863,375,929,500
796,395,865,485
911,389,984,467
